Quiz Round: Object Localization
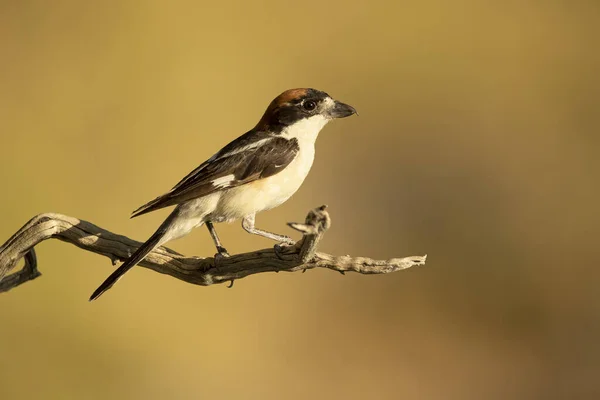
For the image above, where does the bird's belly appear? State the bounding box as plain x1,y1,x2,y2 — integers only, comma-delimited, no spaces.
213,147,314,221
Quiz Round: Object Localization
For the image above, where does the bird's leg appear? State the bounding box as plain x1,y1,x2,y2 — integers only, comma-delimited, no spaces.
241,214,295,245
206,221,229,257
242,214,295,261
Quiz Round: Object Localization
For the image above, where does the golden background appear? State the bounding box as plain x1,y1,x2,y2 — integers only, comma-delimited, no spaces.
1,1,599,399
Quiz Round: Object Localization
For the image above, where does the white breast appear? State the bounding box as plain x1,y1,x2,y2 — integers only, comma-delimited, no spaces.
213,115,329,221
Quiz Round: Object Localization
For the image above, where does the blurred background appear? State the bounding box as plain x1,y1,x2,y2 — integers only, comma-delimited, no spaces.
1,1,599,399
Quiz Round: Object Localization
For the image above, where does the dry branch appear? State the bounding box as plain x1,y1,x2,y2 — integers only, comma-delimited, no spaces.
0,205,426,294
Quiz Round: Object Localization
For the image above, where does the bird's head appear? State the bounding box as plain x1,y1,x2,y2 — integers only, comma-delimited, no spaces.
256,88,356,136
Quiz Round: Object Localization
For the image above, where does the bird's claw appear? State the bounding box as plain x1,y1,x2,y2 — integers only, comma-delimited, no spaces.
274,241,295,260
213,250,230,270
216,246,230,257
109,254,120,266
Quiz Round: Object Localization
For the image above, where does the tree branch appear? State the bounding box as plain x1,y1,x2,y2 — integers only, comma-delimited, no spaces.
0,205,426,294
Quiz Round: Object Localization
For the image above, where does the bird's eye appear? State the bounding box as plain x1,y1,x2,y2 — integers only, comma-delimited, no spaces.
303,100,317,111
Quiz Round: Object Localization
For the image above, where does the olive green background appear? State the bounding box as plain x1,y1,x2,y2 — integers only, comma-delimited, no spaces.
1,1,598,399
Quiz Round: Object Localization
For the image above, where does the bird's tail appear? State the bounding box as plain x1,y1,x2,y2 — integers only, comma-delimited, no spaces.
89,211,178,301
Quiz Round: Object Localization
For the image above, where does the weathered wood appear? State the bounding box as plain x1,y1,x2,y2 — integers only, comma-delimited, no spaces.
0,206,426,295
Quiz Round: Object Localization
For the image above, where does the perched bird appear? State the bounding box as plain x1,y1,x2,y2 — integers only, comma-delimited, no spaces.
90,88,356,300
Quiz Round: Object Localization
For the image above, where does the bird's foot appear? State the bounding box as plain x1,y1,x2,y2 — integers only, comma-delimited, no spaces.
108,254,121,266
274,241,296,260
216,246,230,258
278,235,295,245
213,248,230,271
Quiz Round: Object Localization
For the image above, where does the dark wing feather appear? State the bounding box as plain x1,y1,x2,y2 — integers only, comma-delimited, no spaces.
169,130,271,193
131,135,299,218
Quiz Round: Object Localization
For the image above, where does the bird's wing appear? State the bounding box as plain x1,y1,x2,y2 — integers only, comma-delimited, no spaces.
131,135,299,218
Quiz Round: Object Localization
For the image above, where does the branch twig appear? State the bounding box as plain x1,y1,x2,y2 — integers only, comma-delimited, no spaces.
0,205,426,294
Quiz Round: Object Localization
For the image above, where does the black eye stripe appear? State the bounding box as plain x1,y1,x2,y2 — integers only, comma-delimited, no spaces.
257,89,331,133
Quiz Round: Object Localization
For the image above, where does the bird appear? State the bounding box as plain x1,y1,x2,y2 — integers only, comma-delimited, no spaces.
89,88,356,300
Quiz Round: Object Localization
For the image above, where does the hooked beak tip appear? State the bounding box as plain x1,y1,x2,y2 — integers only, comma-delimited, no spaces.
329,101,357,119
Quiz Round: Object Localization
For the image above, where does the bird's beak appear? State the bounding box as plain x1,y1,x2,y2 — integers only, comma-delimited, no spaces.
327,100,357,119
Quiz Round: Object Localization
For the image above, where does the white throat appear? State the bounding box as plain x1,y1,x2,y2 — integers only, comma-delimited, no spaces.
280,115,329,146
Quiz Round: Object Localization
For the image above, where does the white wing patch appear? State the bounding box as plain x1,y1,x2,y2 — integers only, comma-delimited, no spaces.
211,174,235,188
216,138,272,160
203,138,272,167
